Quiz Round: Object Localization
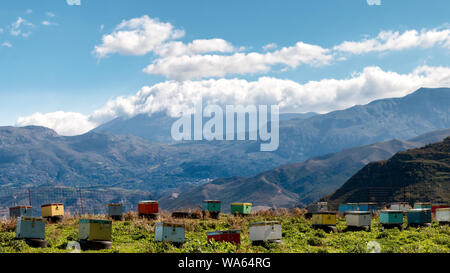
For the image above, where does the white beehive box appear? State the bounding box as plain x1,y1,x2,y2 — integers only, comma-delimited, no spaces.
436,208,450,223
345,211,371,227
390,202,410,212
249,221,282,243
155,222,185,243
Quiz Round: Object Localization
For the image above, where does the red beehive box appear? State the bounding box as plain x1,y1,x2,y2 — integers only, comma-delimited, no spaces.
138,201,159,215
432,203,449,214
207,230,240,245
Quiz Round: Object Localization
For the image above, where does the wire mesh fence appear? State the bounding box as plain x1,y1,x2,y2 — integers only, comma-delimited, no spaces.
0,186,152,218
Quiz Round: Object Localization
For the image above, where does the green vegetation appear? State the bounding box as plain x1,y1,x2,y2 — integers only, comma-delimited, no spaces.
1,210,449,253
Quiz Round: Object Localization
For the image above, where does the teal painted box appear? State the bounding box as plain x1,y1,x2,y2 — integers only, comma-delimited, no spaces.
231,203,252,215
413,202,432,209
16,217,46,240
339,203,358,214
358,203,378,212
9,206,33,219
202,200,221,213
380,210,403,225
155,222,185,243
407,209,432,225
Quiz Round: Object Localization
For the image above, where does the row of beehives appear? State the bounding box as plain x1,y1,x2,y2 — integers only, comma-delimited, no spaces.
13,216,282,249
335,202,449,214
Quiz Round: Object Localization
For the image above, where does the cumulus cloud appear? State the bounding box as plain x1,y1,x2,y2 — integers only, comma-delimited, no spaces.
334,28,450,55
66,0,81,6
263,43,277,51
16,111,97,136
10,17,34,38
17,65,450,136
367,0,381,5
1,42,12,48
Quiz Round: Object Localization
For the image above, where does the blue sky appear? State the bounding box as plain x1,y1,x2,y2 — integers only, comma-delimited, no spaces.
1,0,450,135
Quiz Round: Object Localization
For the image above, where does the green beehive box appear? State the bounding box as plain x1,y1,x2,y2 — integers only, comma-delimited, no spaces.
231,203,252,215
202,200,221,213
380,210,404,225
16,217,46,240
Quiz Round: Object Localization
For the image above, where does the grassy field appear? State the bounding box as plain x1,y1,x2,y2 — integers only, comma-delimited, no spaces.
1,209,449,253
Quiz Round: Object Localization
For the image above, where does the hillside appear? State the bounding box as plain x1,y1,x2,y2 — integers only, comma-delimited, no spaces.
327,137,450,205
160,129,450,210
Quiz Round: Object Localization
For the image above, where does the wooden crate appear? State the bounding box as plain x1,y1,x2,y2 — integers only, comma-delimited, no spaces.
231,203,252,215
207,230,241,244
41,203,64,218
16,217,45,240
249,221,282,243
78,219,112,241
138,201,159,215
345,211,371,227
155,222,185,244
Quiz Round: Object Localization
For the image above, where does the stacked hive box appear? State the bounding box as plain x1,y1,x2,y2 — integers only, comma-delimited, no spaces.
9,206,33,219
358,203,378,213
338,203,358,214
345,211,371,231
16,217,47,248
380,210,404,229
413,202,432,209
78,219,113,250
202,200,221,219
155,222,185,245
107,204,123,221
436,208,450,224
41,203,64,223
231,203,252,216
390,202,410,212
312,211,337,232
138,201,159,219
407,209,432,227
431,203,448,215
249,221,282,245
207,230,241,244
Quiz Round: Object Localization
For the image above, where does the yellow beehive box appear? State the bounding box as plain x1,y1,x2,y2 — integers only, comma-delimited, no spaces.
41,203,64,218
79,219,112,241
312,212,337,226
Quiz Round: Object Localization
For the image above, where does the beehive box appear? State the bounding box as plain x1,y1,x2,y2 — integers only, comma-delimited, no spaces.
338,203,358,214
436,208,450,223
231,203,252,215
390,202,410,212
16,217,45,240
413,202,432,209
79,219,112,241
431,203,448,215
9,206,33,219
312,212,337,226
358,203,378,212
155,222,185,243
138,200,159,215
107,203,123,217
407,209,432,225
345,211,371,227
249,221,282,243
202,200,221,213
41,203,64,218
207,230,241,244
306,202,328,214
380,210,404,225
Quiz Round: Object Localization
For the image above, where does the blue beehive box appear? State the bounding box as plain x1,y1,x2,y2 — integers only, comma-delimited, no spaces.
155,222,185,244
407,209,432,225
339,203,358,214
9,206,33,219
380,210,403,225
16,217,46,240
358,203,378,212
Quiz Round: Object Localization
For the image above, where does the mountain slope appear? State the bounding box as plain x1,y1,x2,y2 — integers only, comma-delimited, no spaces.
159,128,450,210
327,137,450,205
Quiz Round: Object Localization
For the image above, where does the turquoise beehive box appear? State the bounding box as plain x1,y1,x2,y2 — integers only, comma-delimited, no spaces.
380,210,403,225
16,217,46,240
155,222,185,244
202,200,221,213
407,209,432,225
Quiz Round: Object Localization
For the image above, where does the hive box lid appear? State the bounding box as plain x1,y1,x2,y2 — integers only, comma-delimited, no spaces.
345,211,371,215
231,203,252,206
414,202,432,205
358,202,377,205
408,208,431,212
436,208,450,211
250,221,281,226
108,203,123,207
10,206,32,209
207,230,241,236
203,200,221,203
381,210,403,214
157,222,184,228
41,203,63,207
139,200,158,204
19,216,45,222
79,219,112,224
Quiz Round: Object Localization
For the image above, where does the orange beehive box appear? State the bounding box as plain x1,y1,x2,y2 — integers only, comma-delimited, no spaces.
138,201,159,215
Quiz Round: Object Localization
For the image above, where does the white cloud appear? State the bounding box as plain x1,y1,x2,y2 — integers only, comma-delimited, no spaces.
17,65,450,136
367,0,381,5
46,12,56,18
66,0,81,6
10,17,34,38
1,42,12,48
26,9,33,14
263,43,277,51
16,111,97,136
93,15,185,58
42,20,57,27
334,28,450,55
